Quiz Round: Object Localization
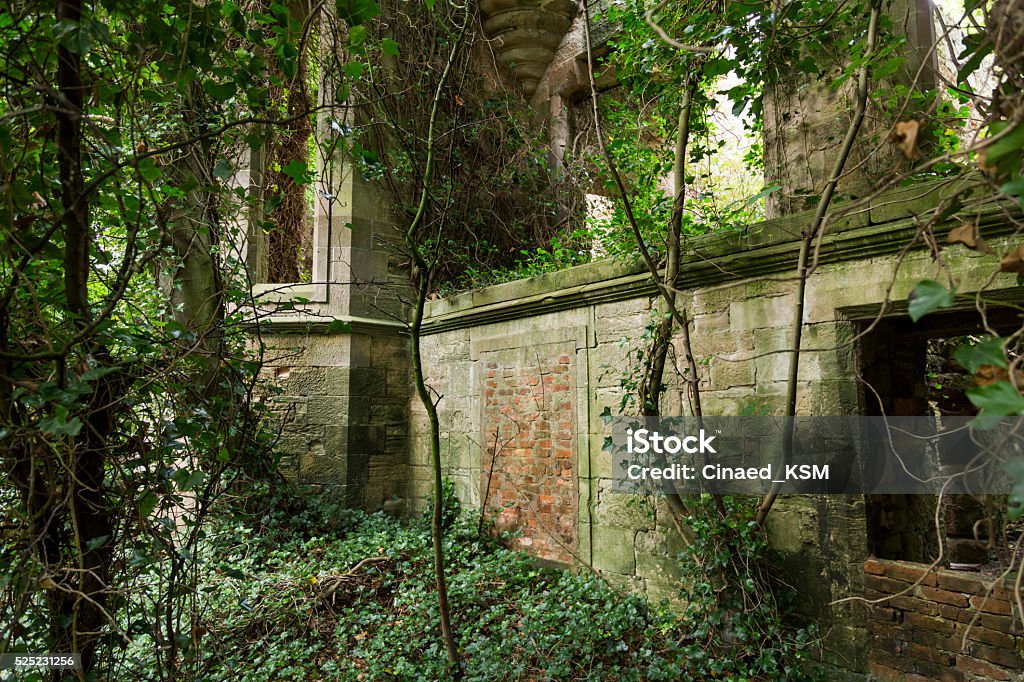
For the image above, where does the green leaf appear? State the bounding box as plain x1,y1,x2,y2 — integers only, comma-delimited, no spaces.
966,381,1024,418
204,80,237,102
954,337,1007,373
907,280,954,322
336,0,380,25
744,183,781,207
999,176,1024,208
1009,489,1024,520
171,469,207,492
213,159,234,182
958,41,992,81
985,121,1024,168
39,409,83,437
281,159,311,185
348,24,367,48
1009,478,1024,520
343,61,365,79
137,156,162,184
326,319,351,334
381,38,399,57
873,56,903,79
139,490,159,518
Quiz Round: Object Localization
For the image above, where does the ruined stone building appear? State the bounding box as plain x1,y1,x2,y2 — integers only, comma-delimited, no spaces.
239,1,1024,679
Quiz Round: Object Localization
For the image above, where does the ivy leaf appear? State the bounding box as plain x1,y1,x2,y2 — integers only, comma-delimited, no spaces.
137,157,162,184
954,337,1007,374
1009,481,1024,521
39,409,83,437
348,24,367,49
984,121,1024,169
1000,245,1024,274
947,222,992,254
381,38,399,57
999,176,1024,208
907,280,954,322
204,80,237,102
281,160,312,185
966,381,1024,418
889,120,921,160
343,61,365,79
336,0,380,25
171,469,207,492
957,40,992,81
139,490,159,518
326,319,351,334
213,159,234,182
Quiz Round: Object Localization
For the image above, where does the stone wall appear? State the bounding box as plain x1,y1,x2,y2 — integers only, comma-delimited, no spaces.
260,326,410,510
411,179,1022,678
865,559,1024,681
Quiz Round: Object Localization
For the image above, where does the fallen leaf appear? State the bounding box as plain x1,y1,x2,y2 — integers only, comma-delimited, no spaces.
975,364,1009,386
978,147,998,173
948,222,994,254
1001,245,1024,273
889,120,921,160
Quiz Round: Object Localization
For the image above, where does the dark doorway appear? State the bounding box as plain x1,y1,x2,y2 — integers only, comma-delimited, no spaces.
857,307,1021,564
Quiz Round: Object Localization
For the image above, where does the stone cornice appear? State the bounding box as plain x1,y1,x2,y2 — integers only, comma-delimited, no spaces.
422,178,1020,335
255,314,407,336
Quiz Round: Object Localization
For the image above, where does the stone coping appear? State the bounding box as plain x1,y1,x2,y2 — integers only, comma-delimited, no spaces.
422,176,1017,334
254,314,407,336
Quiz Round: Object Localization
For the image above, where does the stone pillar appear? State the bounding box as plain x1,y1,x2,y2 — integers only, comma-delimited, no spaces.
252,7,413,510
763,0,937,216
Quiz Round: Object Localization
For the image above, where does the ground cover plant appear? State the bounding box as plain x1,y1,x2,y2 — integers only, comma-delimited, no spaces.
102,487,819,681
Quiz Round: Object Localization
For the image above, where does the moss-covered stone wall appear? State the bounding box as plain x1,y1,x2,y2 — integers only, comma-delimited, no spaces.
411,179,1022,678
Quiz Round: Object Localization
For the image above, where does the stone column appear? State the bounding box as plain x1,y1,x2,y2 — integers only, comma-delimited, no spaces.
253,7,413,510
763,0,937,216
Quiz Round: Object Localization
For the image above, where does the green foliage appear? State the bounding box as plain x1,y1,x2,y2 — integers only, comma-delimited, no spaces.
425,477,462,533
0,0,361,673
111,491,818,681
343,0,586,290
675,497,822,681
907,280,956,321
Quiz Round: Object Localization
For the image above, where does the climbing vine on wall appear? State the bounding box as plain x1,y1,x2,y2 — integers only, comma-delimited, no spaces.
346,0,589,290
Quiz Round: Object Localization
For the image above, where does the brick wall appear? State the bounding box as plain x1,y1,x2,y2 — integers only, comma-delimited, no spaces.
480,349,576,565
865,559,1024,681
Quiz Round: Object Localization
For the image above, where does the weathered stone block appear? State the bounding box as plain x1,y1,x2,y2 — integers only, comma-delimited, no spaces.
730,293,796,331
591,525,636,575
710,354,755,389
